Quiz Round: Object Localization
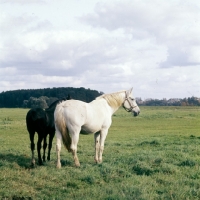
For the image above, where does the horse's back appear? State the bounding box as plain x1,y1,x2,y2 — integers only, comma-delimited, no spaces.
55,99,112,134
26,108,45,120
26,108,47,133
55,100,87,123
56,99,107,121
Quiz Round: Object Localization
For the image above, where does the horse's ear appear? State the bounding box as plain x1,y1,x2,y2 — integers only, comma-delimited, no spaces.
126,87,133,96
67,94,71,100
130,87,133,93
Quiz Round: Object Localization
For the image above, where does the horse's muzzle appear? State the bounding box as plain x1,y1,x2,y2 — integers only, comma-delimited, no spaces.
133,110,140,117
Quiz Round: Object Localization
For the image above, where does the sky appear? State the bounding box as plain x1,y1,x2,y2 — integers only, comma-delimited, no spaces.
0,0,200,99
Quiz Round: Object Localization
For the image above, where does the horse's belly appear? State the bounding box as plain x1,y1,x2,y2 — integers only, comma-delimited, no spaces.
80,125,99,135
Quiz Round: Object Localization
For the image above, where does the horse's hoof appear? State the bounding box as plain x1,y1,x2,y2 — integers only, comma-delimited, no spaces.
56,162,61,169
75,160,80,167
38,161,44,166
30,159,35,167
30,163,35,168
98,160,102,164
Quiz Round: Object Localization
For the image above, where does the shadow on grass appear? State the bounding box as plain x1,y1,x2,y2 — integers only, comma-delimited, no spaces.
138,140,160,146
178,159,196,167
0,153,32,169
10,196,33,200
60,159,73,167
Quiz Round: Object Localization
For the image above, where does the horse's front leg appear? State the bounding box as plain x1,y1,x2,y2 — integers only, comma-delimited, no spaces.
98,129,108,163
71,130,80,167
94,132,100,163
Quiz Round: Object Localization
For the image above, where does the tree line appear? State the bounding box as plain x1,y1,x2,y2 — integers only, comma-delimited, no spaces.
0,87,199,108
137,97,200,106
0,87,103,108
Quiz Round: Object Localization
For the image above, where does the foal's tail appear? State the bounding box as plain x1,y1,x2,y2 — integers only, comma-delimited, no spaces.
54,105,72,152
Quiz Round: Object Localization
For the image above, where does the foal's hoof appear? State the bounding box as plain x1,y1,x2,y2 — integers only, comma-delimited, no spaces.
30,163,35,168
38,161,44,166
30,159,35,167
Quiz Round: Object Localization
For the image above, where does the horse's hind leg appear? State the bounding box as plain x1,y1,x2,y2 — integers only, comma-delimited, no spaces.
56,130,62,168
70,129,80,167
29,132,35,166
37,134,43,165
72,149,80,167
47,132,55,161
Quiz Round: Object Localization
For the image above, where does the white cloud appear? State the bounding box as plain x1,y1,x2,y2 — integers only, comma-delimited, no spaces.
0,0,200,98
0,67,17,75
0,0,45,4
80,0,200,68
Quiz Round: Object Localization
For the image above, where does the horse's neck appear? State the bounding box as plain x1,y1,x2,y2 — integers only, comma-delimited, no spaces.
46,102,58,112
110,102,122,115
45,108,53,114
107,92,125,115
45,111,54,127
45,107,54,117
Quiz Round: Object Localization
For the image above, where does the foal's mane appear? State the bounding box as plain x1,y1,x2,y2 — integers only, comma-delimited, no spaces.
96,90,125,109
50,99,60,108
46,95,71,112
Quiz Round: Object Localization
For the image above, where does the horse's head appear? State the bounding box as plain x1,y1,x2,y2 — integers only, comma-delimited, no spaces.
123,88,140,117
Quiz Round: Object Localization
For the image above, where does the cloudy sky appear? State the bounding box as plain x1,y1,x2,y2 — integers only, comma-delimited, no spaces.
0,0,200,99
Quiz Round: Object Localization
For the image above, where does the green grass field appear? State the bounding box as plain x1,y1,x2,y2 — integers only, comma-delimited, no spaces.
0,106,200,200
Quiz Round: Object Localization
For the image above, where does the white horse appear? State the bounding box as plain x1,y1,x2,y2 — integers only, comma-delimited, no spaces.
54,88,140,168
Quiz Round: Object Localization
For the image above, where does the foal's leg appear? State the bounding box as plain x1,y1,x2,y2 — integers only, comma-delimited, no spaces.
37,134,43,165
29,132,35,166
94,132,100,163
47,131,55,161
42,135,47,162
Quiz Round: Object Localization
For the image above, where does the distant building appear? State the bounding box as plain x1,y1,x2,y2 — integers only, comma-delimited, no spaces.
167,98,181,104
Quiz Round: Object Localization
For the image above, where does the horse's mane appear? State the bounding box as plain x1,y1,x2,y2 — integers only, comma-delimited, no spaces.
49,99,60,108
96,91,125,109
46,95,71,112
45,100,60,112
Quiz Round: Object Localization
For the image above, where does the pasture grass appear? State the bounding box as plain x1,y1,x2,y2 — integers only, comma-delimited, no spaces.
0,106,200,199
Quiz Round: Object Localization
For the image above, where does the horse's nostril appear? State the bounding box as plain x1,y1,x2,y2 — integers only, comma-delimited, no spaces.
134,112,138,117
133,110,140,116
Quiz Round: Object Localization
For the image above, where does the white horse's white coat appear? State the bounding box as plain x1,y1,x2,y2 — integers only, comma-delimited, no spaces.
54,88,140,168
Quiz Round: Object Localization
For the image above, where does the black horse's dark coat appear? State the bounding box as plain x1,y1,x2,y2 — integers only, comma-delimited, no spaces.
26,96,70,166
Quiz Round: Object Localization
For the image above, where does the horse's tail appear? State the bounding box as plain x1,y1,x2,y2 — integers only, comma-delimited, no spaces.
54,105,72,152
